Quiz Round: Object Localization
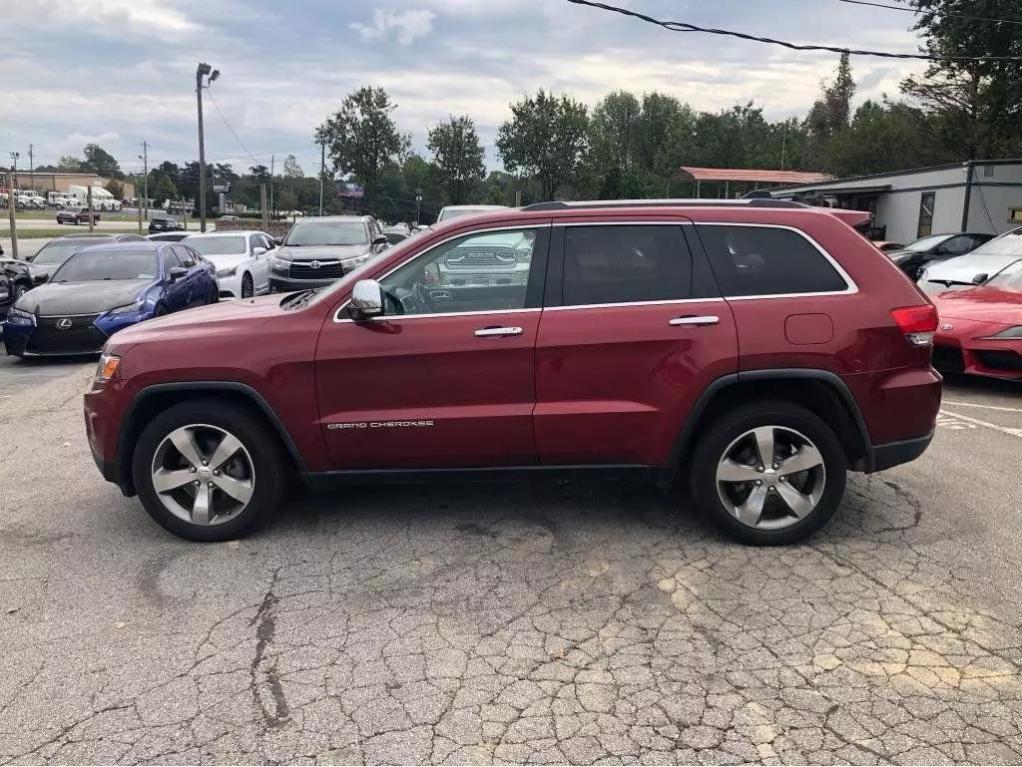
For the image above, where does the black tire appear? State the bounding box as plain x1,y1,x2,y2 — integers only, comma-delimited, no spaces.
689,400,847,545
240,273,253,299
208,284,219,304
153,302,168,317
132,399,287,541
13,282,30,300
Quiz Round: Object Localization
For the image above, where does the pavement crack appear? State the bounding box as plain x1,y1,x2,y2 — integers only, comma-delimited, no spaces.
249,567,290,730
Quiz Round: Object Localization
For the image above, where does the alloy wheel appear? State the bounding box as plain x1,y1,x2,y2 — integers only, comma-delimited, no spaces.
715,425,826,530
150,424,255,526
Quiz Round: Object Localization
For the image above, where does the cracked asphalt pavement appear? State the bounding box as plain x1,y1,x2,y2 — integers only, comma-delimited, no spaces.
2,355,1022,765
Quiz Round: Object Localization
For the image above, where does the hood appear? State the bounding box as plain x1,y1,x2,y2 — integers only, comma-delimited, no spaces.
203,253,248,270
933,287,1022,324
275,244,370,262
921,254,1020,286
107,293,288,350
15,279,151,316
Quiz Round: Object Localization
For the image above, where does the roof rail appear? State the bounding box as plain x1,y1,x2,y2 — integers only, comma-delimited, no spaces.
520,199,808,211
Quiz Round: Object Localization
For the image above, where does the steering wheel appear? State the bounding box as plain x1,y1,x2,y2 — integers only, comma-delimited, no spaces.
414,282,437,313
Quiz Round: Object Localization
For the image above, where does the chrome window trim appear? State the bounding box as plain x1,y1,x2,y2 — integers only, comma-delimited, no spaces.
332,223,551,323
693,222,859,299
335,307,542,324
545,297,725,312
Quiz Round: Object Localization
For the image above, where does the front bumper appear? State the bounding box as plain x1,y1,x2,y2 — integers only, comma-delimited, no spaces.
933,340,1022,380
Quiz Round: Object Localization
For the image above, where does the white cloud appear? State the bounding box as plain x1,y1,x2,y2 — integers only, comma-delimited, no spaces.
7,0,197,36
350,8,435,45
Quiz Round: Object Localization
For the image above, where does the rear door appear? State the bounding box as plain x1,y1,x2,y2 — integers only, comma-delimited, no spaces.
315,225,550,468
534,220,738,466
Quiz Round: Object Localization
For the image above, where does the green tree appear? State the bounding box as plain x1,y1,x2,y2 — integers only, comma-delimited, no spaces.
316,86,410,211
901,0,1022,158
805,53,856,169
427,115,485,205
282,154,304,180
83,144,123,178
496,89,590,201
58,155,85,172
104,179,124,199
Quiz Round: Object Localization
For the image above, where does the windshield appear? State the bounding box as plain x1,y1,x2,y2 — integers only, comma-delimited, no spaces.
285,221,367,246
32,240,101,265
904,234,951,252
985,260,1022,291
968,229,1022,257
52,250,157,282
185,236,246,256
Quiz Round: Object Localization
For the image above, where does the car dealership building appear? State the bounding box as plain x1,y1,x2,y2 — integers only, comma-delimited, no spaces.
771,160,1022,244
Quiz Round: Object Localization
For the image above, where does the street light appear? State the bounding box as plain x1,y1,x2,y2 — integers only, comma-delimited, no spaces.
195,62,219,232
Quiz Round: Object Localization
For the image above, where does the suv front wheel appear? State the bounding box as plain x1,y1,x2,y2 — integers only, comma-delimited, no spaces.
132,399,286,541
690,400,847,545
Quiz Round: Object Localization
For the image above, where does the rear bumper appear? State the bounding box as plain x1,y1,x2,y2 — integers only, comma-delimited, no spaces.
870,432,933,473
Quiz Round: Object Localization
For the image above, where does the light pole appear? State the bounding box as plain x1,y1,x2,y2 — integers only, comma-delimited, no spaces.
415,188,422,226
9,152,19,186
195,62,219,232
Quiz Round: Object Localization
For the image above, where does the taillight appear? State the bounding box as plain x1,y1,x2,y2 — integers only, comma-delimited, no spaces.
891,304,938,346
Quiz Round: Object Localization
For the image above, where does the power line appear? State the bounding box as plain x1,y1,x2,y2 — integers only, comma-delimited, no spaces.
565,0,1022,60
205,87,259,166
835,0,1022,26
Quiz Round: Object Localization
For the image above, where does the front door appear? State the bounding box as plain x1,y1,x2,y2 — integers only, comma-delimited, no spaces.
534,221,738,466
315,225,550,468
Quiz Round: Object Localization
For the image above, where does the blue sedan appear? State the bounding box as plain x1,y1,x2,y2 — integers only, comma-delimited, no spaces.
3,241,218,357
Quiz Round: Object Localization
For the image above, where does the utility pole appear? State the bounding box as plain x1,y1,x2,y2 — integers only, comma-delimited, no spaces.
87,185,94,233
196,62,219,233
139,139,149,223
28,145,33,191
9,152,18,191
318,140,325,216
269,154,275,220
7,170,18,260
260,183,268,230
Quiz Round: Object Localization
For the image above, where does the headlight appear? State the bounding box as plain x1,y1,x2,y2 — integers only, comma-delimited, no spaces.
106,301,145,317
6,306,35,325
95,353,121,383
216,266,237,278
983,326,1022,339
270,256,290,273
342,254,371,268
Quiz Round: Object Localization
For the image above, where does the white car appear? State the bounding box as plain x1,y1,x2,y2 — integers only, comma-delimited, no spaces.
436,204,509,223
917,226,1022,295
181,230,276,299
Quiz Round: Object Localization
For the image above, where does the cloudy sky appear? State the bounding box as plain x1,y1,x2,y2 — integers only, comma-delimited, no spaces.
1,0,928,176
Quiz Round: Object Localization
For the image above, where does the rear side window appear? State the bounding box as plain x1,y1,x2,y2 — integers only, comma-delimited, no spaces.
563,225,693,305
696,225,847,297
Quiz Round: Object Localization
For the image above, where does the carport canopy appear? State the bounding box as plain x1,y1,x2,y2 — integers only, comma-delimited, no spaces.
673,167,832,185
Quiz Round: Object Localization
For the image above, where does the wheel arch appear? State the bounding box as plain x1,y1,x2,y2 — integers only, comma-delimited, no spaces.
116,382,307,495
670,369,873,472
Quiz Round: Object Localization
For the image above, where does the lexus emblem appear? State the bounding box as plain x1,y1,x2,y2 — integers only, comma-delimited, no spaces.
309,260,321,270
939,322,954,332
56,318,73,330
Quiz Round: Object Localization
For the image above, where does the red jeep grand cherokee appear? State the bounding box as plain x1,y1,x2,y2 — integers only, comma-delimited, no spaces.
84,200,941,545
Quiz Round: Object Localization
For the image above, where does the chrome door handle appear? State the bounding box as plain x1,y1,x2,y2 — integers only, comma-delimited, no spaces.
669,315,720,327
474,326,523,337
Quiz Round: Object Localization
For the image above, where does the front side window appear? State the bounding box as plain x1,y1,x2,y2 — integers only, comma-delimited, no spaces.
917,191,936,238
173,245,196,268
378,228,539,316
697,225,848,297
562,226,693,306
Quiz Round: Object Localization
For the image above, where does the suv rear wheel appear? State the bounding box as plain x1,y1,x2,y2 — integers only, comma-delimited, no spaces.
132,399,286,541
690,400,847,545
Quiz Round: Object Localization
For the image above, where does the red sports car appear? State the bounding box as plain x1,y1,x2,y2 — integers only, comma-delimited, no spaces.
932,259,1022,380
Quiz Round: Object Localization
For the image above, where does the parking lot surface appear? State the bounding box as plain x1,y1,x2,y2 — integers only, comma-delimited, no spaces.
1,356,1021,765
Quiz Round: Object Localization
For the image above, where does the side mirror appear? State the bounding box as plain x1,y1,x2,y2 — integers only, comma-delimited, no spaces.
273,238,284,247
168,266,188,282
252,246,267,256
972,273,988,285
351,279,384,318
372,235,388,247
